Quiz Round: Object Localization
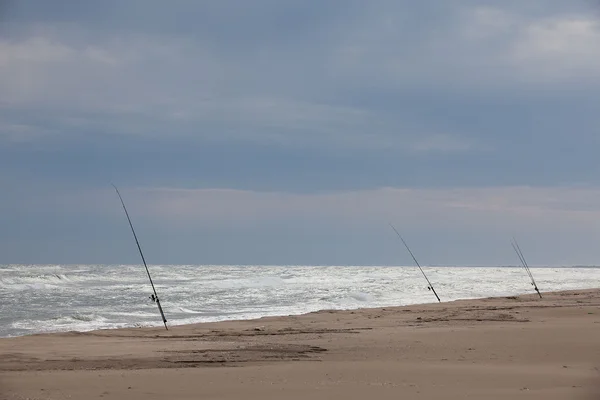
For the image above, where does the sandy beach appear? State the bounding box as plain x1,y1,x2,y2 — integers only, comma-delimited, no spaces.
1,289,600,399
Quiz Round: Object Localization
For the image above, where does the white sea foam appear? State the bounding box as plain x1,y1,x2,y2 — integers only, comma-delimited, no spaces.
1,264,599,337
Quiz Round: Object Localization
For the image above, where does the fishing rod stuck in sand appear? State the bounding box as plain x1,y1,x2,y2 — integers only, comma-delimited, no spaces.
389,223,441,303
112,184,169,330
511,237,542,299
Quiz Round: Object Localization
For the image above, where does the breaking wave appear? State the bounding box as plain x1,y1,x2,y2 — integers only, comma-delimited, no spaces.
2,264,600,337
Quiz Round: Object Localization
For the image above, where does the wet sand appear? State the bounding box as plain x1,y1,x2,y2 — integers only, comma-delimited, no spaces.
2,289,600,399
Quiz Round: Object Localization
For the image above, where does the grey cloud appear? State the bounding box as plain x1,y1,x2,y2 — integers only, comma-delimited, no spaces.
0,1,597,152
24,184,600,233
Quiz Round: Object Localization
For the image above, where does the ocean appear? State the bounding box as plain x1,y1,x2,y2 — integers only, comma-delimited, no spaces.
1,264,599,338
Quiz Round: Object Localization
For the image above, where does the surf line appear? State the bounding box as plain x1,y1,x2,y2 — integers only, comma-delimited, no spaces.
112,184,169,330
511,237,542,299
389,223,441,303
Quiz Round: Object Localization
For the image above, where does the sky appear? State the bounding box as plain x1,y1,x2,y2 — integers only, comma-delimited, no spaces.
2,0,600,266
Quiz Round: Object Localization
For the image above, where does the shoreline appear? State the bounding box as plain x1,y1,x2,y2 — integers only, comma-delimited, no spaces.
0,287,571,339
2,288,600,399
4,264,600,339
1,287,596,339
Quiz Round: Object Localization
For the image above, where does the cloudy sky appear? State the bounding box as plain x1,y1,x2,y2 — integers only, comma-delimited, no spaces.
1,0,600,266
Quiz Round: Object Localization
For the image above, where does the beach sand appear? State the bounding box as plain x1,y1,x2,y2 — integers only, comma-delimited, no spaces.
1,289,600,399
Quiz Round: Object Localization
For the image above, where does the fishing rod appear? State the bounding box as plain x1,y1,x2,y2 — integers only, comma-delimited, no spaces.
389,223,441,302
511,237,542,299
112,184,169,330
512,239,542,298
511,240,540,298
